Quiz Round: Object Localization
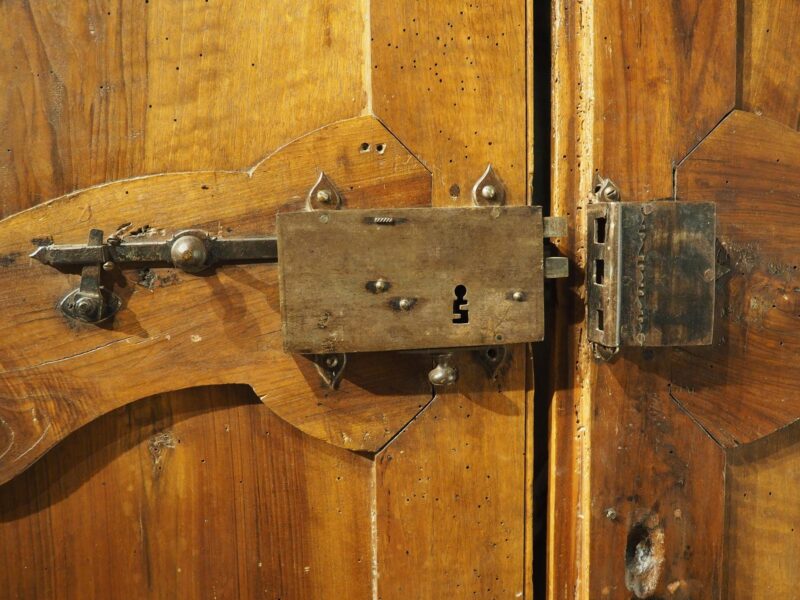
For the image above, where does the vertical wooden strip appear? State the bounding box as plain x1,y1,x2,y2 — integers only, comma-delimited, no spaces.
371,0,527,205
376,350,528,598
550,0,736,597
740,0,800,130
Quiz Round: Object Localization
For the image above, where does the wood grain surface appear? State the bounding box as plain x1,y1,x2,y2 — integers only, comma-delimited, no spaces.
549,0,737,597
0,385,375,599
0,0,367,207
725,421,800,598
740,0,800,131
371,0,529,206
673,110,800,446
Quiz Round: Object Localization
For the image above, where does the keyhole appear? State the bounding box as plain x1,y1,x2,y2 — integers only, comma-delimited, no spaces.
453,284,469,324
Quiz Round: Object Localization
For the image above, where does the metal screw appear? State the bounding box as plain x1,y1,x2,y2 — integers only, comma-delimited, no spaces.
398,297,413,311
75,296,99,317
316,189,332,204
604,507,618,521
603,185,619,201
512,291,525,302
703,268,714,282
319,213,329,224
481,184,497,200
374,278,389,293
325,355,339,368
102,261,115,271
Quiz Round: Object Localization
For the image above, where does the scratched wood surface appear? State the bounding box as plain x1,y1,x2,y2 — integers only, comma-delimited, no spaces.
551,1,800,598
371,0,535,595
0,0,536,598
549,0,736,597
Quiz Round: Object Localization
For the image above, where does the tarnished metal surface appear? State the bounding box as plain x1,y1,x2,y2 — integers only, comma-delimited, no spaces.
587,200,716,350
277,205,546,354
31,232,278,269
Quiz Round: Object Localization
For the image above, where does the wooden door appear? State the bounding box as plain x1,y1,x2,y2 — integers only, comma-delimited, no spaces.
550,1,800,598
0,2,536,598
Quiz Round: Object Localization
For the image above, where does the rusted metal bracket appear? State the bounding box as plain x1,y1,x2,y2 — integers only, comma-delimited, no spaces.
586,175,716,360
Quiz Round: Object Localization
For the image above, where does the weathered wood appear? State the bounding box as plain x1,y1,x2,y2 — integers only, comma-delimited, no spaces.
371,1,535,595
371,0,529,206
0,116,433,482
673,110,800,446
0,386,375,599
376,342,528,597
549,0,736,597
0,0,367,207
278,206,544,353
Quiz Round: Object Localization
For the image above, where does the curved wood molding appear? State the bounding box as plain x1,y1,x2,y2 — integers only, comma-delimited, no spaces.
0,116,434,484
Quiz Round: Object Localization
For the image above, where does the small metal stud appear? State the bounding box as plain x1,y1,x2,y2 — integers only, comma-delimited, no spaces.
481,184,496,200
170,234,208,273
512,290,525,302
429,354,458,386
316,189,332,204
398,297,413,311
102,261,115,271
374,278,388,293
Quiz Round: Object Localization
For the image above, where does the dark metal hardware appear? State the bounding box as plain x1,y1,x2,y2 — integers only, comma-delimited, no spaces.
28,167,569,388
586,175,716,360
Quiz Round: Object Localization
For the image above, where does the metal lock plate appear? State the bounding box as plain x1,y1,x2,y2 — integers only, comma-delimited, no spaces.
586,200,716,350
277,206,545,354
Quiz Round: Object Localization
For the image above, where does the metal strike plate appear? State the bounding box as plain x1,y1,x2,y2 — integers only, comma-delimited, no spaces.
586,199,716,353
277,206,546,354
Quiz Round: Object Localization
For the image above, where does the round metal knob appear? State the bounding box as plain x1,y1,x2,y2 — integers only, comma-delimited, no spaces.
428,354,458,386
170,234,208,272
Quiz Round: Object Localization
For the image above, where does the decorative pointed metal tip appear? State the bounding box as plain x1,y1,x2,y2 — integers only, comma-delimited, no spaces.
306,171,342,211
29,246,48,264
472,164,506,207
592,174,620,203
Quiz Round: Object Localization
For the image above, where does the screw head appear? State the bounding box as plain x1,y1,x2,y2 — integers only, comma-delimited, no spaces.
325,355,339,368
374,278,388,293
75,296,99,317
102,261,115,271
170,234,208,272
398,297,413,311
316,189,332,204
481,184,497,200
512,290,525,302
603,185,619,201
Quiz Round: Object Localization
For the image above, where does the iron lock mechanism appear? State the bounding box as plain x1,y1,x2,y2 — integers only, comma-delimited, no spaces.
31,167,568,388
